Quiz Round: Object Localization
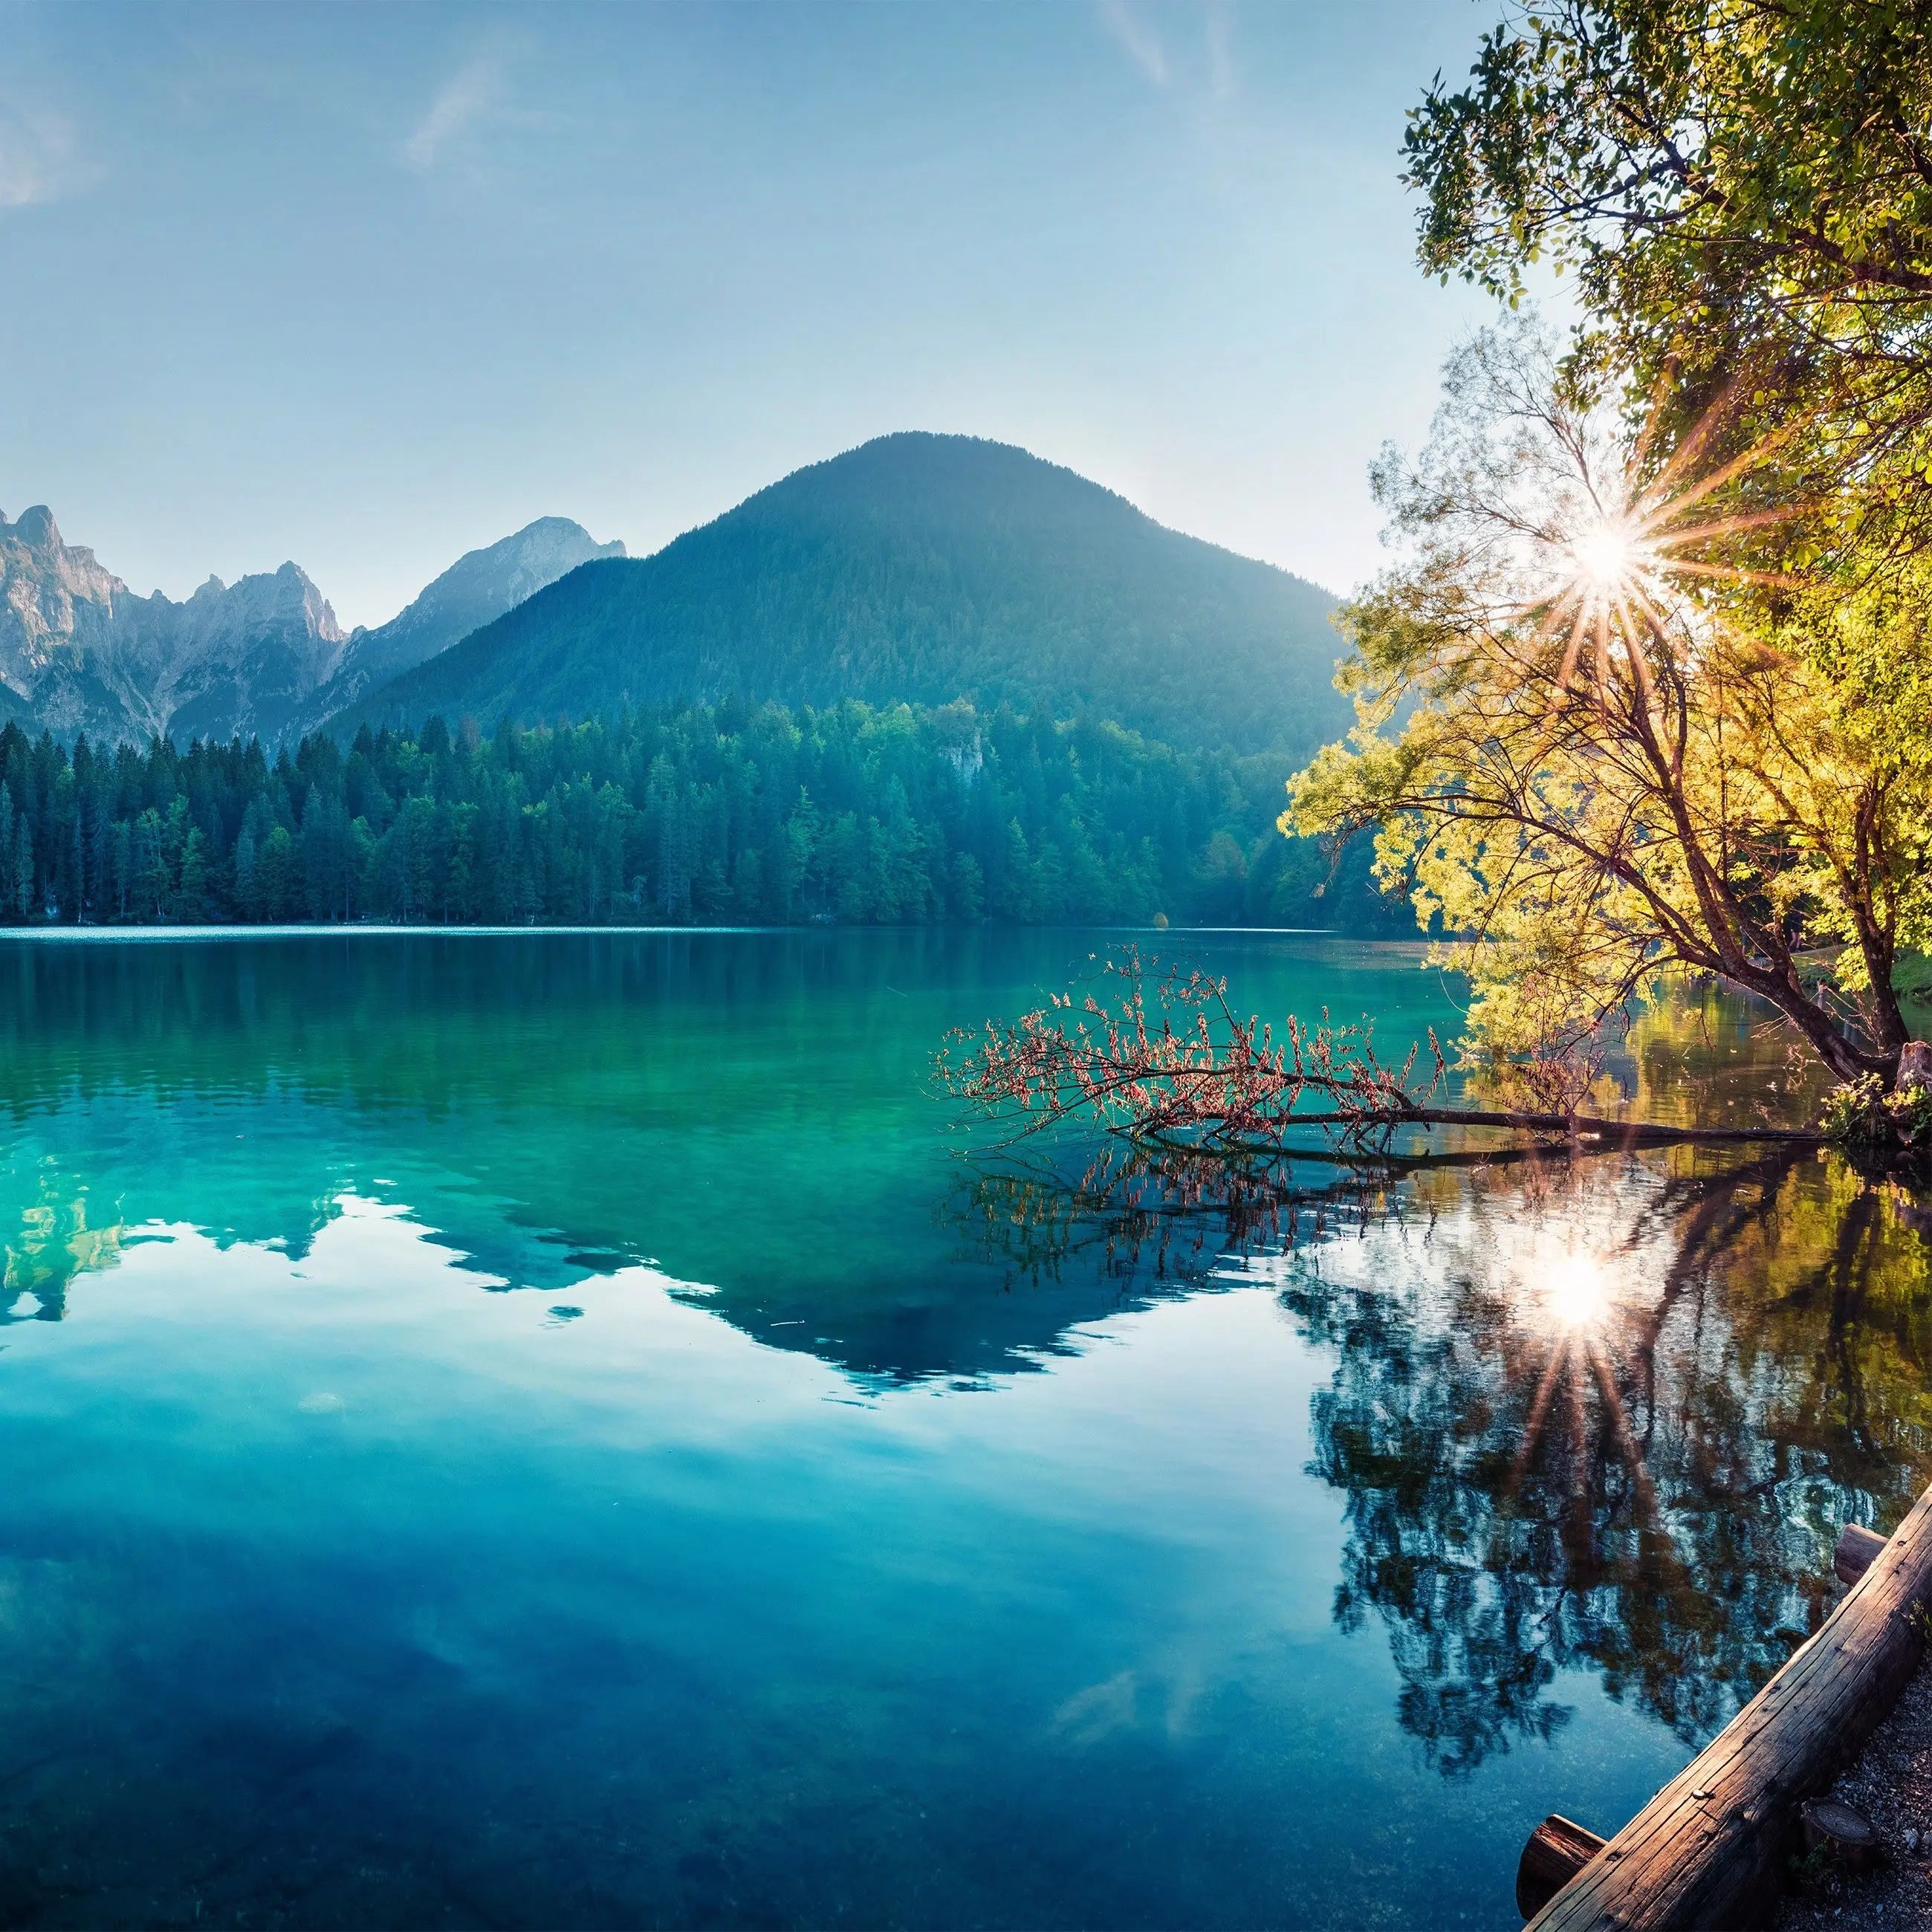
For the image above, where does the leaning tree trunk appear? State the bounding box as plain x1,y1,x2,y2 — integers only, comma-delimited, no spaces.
1526,1479,1932,1930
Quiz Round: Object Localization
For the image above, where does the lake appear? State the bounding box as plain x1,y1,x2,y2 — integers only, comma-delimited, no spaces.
0,930,1926,1930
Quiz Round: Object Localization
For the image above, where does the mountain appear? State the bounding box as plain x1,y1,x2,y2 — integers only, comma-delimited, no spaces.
289,517,625,738
0,508,622,748
0,505,344,745
333,435,1346,759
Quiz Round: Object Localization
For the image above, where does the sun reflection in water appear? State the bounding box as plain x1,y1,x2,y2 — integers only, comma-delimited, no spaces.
1503,1234,1659,1517
1543,1248,1614,1334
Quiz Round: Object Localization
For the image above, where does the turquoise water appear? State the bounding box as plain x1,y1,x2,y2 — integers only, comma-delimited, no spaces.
0,931,1925,1929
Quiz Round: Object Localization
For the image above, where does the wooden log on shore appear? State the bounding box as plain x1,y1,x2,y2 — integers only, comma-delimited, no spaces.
1526,1482,1932,1931
1517,1817,1608,1919
1836,1523,1887,1587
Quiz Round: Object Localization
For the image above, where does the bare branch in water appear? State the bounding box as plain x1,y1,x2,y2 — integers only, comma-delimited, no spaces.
935,949,1824,1154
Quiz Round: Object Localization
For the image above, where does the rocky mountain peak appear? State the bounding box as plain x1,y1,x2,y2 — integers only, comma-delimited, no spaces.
4,506,62,551
287,516,623,737
0,505,617,748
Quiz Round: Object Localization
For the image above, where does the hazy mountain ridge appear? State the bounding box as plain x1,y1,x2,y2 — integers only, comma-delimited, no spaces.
0,508,620,748
333,434,1348,761
291,517,626,739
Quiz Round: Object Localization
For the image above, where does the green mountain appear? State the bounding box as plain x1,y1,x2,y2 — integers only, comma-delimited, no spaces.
331,433,1346,758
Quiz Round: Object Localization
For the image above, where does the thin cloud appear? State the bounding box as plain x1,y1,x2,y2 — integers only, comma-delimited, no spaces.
0,99,88,210
403,54,505,171
1205,3,1234,98
1097,0,1169,87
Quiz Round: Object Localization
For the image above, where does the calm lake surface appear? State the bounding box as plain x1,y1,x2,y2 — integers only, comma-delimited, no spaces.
1,930,1927,1931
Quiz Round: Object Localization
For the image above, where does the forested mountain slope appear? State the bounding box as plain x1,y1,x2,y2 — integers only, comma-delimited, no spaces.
333,435,1346,759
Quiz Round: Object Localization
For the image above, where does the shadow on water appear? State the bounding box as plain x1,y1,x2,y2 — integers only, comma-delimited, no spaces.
952,1132,1932,1776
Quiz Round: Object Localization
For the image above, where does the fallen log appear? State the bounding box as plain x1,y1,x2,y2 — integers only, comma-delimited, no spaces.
1517,1816,1608,1919
1835,1523,1887,1587
1526,1482,1932,1930
1515,1519,1898,1917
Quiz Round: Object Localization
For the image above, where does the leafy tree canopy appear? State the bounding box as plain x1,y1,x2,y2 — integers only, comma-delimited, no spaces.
1405,2,1932,582
1286,322,1931,1097
1277,5,1932,1124
1407,1,1932,380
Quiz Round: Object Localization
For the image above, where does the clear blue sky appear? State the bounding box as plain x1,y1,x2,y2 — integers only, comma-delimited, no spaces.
0,0,1503,629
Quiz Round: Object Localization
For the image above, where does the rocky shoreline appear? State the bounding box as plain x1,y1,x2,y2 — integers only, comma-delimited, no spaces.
1776,1653,1932,1931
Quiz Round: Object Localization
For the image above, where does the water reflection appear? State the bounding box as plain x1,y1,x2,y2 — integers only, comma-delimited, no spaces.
0,929,1468,1384
1,930,1922,1927
0,1153,125,1320
956,1138,1932,1772
7,929,1928,1783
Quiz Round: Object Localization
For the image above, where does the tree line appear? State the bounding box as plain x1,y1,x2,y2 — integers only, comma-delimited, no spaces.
0,700,1400,931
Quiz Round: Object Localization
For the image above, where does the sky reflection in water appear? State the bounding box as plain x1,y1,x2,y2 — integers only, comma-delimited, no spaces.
0,930,1925,1930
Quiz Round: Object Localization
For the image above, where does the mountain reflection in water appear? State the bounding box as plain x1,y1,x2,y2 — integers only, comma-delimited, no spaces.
955,1136,1932,1774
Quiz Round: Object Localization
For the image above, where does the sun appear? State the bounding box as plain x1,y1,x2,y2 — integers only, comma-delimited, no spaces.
1569,516,1638,594
1503,379,1813,722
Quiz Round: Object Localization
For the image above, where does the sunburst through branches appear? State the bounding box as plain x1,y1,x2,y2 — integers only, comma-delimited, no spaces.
1505,370,1810,723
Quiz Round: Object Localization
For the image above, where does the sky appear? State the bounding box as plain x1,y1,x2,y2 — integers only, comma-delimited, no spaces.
0,0,1506,630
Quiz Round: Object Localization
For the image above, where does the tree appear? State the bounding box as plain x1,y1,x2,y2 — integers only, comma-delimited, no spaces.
1284,322,1931,1098
132,808,167,921
0,785,13,915
1405,2,1932,424
233,825,256,915
256,825,299,921
1288,4,1932,1128
175,826,212,921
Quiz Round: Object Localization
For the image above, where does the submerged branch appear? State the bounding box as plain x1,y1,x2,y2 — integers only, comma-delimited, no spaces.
936,950,1824,1155
1155,1109,1821,1146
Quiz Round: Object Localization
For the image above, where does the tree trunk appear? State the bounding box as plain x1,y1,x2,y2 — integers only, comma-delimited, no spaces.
1527,1478,1932,1929
1835,1523,1887,1587
1517,1817,1607,1919
1800,1798,1879,1873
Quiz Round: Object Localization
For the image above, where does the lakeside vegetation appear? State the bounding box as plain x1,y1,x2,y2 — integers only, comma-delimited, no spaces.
0,704,1398,932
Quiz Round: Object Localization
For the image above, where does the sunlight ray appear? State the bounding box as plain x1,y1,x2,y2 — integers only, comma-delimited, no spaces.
1508,1337,1572,1500
1586,1335,1656,1513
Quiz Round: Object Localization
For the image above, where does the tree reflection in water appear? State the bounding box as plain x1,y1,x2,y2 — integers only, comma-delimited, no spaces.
951,1140,1932,1774
0,1153,123,1323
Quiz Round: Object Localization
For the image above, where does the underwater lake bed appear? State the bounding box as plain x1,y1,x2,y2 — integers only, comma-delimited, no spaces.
0,930,1925,1930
